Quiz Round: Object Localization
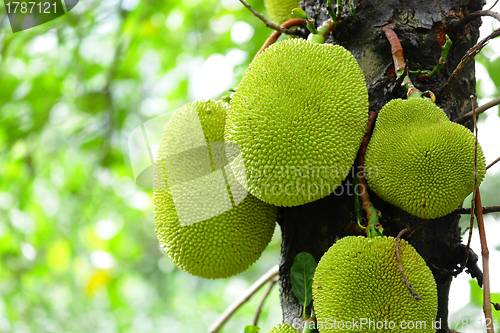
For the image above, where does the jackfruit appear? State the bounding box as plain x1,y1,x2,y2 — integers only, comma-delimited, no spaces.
312,236,437,333
153,100,278,279
264,0,300,25
267,323,300,333
225,38,368,207
364,98,486,219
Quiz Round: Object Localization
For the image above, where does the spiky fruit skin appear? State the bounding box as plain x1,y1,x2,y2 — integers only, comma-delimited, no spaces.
264,0,300,25
364,98,486,219
153,100,277,279
267,323,300,333
225,38,368,207
312,236,437,333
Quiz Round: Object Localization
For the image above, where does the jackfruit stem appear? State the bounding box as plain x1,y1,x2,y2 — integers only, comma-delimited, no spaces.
307,19,336,44
402,76,423,99
357,110,384,238
292,8,318,34
302,310,318,333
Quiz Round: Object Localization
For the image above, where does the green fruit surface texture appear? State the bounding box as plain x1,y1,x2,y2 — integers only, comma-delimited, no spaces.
153,100,277,279
267,323,300,333
264,0,300,25
312,236,438,333
225,38,368,207
364,98,486,219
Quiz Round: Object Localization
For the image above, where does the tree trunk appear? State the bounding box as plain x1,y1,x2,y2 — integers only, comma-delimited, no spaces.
278,1,484,332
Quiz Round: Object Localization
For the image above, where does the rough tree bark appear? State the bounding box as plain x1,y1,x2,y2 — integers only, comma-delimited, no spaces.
278,0,484,332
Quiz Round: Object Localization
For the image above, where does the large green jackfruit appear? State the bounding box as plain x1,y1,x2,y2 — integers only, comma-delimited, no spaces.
264,0,300,25
225,38,368,207
153,100,278,279
364,98,486,219
312,236,437,333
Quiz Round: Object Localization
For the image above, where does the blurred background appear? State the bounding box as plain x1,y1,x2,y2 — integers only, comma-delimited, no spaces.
0,0,498,332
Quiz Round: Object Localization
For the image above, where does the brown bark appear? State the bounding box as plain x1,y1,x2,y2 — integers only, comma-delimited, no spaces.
278,1,484,332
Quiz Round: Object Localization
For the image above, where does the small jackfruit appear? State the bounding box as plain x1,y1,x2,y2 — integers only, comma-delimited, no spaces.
312,236,437,333
267,323,300,333
225,38,368,207
364,98,486,219
153,100,278,279
264,0,300,25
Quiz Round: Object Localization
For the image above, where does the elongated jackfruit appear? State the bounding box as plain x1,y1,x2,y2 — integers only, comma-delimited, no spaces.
264,0,300,25
312,236,437,333
364,98,486,219
153,100,277,279
225,38,368,207
267,323,300,333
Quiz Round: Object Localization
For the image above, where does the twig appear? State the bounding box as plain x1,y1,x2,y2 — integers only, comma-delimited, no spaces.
382,25,406,76
254,18,307,58
475,189,495,333
395,228,421,300
455,205,500,215
458,97,479,274
439,27,500,94
490,0,500,10
487,156,500,170
239,0,300,35
409,35,453,77
207,265,279,333
456,96,500,124
450,10,500,31
358,111,383,237
381,26,423,98
252,275,279,327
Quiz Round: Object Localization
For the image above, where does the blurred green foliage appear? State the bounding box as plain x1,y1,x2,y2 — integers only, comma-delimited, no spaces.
0,0,285,332
0,0,499,332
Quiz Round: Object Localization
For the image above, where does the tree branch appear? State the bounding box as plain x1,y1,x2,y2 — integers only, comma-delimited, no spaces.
455,96,500,124
487,156,500,171
455,206,500,215
239,0,301,35
459,97,479,274
253,275,279,326
439,27,500,94
475,189,495,333
255,18,307,58
207,265,279,333
450,10,500,30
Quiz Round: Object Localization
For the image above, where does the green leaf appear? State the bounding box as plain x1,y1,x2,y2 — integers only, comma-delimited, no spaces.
244,325,260,333
469,279,483,307
290,252,317,317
